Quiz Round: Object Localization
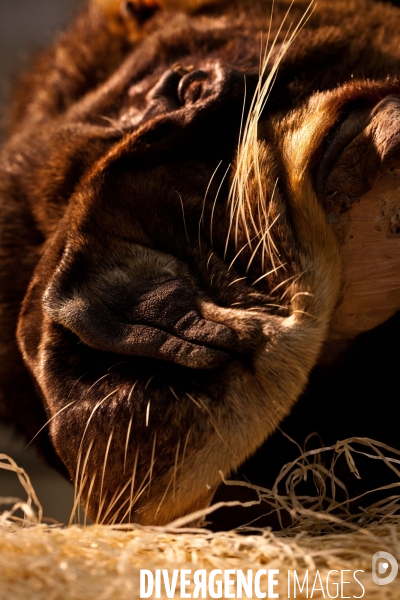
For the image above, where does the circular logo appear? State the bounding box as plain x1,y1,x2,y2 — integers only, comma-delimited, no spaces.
372,551,398,586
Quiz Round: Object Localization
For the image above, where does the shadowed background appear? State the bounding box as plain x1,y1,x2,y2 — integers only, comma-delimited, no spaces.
0,0,83,524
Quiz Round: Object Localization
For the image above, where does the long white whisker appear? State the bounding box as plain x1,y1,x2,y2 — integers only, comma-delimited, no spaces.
186,393,237,458
251,263,287,286
179,428,191,509
26,399,78,449
96,426,115,524
123,381,137,474
145,399,151,427
128,446,140,523
74,388,119,513
228,276,248,287
155,475,173,518
228,233,258,271
83,471,97,527
116,468,151,524
226,1,316,279
199,160,223,251
173,439,181,504
270,270,305,297
124,417,133,475
87,373,110,394
210,162,231,248
148,432,157,494
176,191,189,243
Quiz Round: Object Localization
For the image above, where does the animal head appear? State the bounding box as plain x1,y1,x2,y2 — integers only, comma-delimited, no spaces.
1,0,400,525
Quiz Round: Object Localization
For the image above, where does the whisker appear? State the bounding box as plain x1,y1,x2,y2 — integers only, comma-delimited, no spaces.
265,0,275,64
266,183,282,268
245,227,270,275
83,470,97,527
123,382,138,474
210,162,231,248
75,436,95,522
123,418,133,476
97,493,108,526
69,472,89,526
290,291,314,302
251,262,287,286
25,399,78,449
128,473,152,517
96,426,115,523
116,468,151,524
71,388,120,523
101,484,123,526
87,373,110,394
107,361,128,372
277,271,307,299
67,372,89,400
100,459,142,524
128,446,140,523
228,234,257,271
76,389,119,483
237,75,248,165
155,475,174,518
226,0,316,277
186,393,237,458
173,439,181,504
176,191,190,243
148,432,157,494
145,376,154,389
145,399,151,427
228,276,248,287
169,386,180,403
199,160,223,251
72,443,84,524
179,428,191,509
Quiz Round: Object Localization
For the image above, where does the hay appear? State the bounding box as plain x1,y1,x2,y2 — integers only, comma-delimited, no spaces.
1,441,400,599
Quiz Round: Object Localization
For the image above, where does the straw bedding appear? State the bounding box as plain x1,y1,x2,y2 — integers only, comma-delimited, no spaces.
1,439,400,600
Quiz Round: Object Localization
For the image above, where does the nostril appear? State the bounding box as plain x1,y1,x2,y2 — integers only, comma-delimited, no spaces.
147,69,182,103
178,70,208,104
144,68,208,113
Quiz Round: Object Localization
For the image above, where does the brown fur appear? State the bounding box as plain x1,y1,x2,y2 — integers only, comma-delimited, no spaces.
1,0,400,525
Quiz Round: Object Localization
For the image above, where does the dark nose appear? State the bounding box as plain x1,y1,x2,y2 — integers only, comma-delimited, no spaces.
43,249,239,370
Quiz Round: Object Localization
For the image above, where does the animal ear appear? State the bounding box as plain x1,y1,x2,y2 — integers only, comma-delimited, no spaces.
119,0,162,23
323,95,400,204
93,0,162,29
93,0,225,21
43,241,237,369
155,0,227,11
